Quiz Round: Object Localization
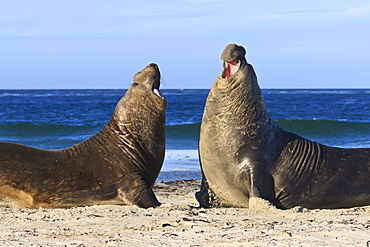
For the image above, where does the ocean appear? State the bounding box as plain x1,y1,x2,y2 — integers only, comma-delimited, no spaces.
1,89,369,182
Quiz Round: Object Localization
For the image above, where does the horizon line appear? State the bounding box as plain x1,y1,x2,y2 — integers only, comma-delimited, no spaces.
1,88,370,90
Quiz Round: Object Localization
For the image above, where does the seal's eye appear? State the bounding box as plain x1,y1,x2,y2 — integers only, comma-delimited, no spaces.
133,83,139,86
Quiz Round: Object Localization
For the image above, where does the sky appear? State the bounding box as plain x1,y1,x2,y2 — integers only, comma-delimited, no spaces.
0,0,369,89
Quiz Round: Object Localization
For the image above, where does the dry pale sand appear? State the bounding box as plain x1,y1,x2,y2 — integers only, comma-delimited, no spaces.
0,180,369,247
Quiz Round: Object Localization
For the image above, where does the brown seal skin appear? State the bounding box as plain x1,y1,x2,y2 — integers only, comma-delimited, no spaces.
196,44,370,209
0,63,167,208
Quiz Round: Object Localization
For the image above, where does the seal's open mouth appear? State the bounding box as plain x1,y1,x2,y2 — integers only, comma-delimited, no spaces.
152,81,164,98
222,60,240,78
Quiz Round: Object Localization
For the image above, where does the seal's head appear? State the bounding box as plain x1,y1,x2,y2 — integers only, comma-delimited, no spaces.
113,63,167,115
110,63,167,141
220,44,247,79
129,63,167,110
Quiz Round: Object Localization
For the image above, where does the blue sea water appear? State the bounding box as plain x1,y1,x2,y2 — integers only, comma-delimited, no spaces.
1,89,370,182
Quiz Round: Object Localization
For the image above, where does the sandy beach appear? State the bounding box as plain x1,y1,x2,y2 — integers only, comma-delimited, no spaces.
0,179,369,246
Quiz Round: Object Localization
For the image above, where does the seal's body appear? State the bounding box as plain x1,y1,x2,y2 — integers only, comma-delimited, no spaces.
0,63,167,208
197,44,370,209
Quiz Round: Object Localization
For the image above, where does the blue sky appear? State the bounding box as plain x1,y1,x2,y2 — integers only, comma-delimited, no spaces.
0,0,369,89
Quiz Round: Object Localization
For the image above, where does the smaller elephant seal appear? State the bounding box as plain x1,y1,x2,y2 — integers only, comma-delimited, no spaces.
197,44,370,209
0,63,167,208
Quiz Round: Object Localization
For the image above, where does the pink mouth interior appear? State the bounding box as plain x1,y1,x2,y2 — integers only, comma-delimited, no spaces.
223,60,240,78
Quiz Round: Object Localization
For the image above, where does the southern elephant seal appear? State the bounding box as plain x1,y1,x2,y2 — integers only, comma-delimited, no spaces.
196,44,370,209
0,63,167,208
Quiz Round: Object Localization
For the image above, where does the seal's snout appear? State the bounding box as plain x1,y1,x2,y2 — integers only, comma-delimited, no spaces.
134,63,163,99
221,44,246,62
220,44,245,79
146,63,163,99
147,63,159,70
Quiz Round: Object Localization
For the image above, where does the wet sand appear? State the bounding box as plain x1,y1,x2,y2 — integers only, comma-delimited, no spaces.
0,180,369,246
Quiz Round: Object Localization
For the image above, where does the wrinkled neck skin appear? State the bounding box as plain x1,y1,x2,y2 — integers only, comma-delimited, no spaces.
205,62,276,162
107,89,167,185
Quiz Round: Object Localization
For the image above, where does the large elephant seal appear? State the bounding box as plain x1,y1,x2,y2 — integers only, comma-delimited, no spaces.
196,44,370,209
0,63,167,208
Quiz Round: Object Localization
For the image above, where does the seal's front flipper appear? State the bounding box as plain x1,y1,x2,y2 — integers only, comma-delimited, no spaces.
196,178,221,208
117,179,160,208
195,178,211,208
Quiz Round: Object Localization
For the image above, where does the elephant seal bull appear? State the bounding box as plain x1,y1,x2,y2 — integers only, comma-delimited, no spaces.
0,63,167,208
196,44,370,209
